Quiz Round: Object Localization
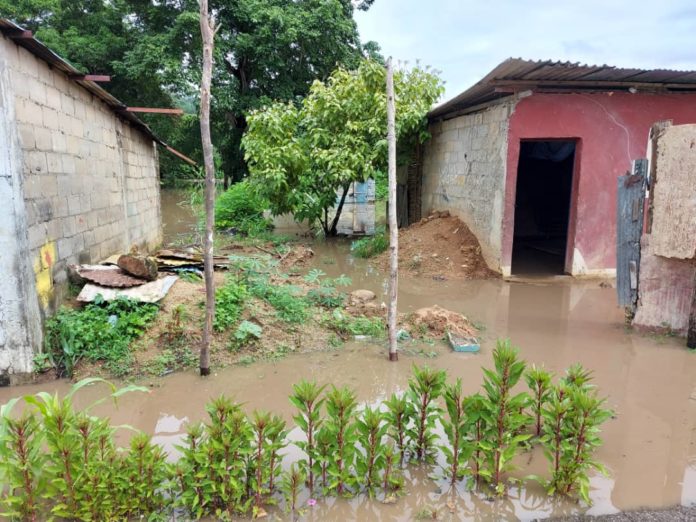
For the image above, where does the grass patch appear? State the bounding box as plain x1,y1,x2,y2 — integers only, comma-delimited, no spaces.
351,230,388,258
326,309,385,338
213,277,248,331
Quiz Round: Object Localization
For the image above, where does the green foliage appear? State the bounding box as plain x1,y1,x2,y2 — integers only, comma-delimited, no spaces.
215,180,272,236
44,297,158,377
406,365,447,461
327,309,385,338
351,231,389,258
243,59,443,235
4,0,379,185
525,364,554,437
143,346,198,377
1,347,614,517
537,366,613,503
355,406,389,495
384,393,410,465
289,380,326,494
479,340,531,495
214,278,249,331
442,378,475,486
0,378,164,521
233,321,263,347
324,386,359,496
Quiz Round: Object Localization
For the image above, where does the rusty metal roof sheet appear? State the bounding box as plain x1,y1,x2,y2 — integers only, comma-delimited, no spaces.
0,18,196,166
430,58,696,119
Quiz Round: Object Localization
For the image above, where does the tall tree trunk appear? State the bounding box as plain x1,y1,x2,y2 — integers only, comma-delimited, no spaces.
199,0,216,376
386,58,398,362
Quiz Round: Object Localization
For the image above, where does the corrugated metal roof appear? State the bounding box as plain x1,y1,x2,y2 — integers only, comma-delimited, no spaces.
430,58,696,119
0,19,197,166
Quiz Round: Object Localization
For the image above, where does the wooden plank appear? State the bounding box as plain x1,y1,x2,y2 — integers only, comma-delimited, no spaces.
124,107,184,115
69,74,111,82
164,145,197,166
616,159,647,309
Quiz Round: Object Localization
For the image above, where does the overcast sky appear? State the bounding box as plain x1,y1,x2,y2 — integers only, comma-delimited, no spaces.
355,0,696,101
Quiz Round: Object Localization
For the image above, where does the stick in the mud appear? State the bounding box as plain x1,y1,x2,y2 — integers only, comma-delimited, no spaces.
199,0,216,376
386,57,399,362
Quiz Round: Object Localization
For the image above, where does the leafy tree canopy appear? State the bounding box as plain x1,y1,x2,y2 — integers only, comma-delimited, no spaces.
242,59,443,235
0,0,379,184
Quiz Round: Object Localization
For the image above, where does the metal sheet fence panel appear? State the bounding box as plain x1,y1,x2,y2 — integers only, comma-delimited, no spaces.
616,159,648,308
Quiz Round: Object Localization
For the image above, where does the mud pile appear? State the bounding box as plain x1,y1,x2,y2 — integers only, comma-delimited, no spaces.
375,211,497,280
404,305,478,338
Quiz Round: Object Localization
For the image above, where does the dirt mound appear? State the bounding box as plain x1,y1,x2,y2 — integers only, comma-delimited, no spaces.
405,305,477,338
375,211,497,280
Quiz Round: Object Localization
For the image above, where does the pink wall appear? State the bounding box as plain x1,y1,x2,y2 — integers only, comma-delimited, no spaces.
503,92,696,274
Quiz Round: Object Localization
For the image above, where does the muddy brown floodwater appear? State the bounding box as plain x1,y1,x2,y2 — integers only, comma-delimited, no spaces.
161,188,200,243
2,237,695,521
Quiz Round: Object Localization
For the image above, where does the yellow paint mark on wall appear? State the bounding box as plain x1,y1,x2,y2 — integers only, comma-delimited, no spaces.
34,241,56,308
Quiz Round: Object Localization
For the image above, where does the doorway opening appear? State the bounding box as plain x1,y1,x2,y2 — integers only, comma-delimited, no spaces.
512,140,576,275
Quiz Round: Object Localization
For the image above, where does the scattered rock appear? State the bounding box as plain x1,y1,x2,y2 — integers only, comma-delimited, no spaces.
349,289,376,304
117,254,158,281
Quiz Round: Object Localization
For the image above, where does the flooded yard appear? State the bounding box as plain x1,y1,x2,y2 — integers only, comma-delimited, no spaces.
2,233,695,520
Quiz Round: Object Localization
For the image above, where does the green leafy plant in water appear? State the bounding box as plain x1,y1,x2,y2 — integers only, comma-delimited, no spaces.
289,380,326,494
0,378,157,521
280,463,305,518
314,425,333,491
525,365,554,437
214,179,272,236
538,365,612,503
351,231,388,258
303,268,326,284
324,385,358,496
406,365,447,462
479,340,531,495
355,405,389,495
327,309,385,338
441,378,474,486
463,393,487,486
384,392,410,464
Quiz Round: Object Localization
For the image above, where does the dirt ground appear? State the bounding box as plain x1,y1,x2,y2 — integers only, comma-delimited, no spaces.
374,211,498,280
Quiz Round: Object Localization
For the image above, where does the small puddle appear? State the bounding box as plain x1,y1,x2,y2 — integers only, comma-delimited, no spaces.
4,206,695,520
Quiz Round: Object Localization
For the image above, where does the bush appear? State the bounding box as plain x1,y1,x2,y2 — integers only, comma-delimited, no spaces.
44,297,159,377
215,180,272,236
214,278,249,331
351,231,388,258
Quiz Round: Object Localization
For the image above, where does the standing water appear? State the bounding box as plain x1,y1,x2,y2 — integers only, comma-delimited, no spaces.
3,200,694,520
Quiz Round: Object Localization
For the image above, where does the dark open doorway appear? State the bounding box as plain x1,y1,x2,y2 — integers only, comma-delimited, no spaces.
512,140,576,275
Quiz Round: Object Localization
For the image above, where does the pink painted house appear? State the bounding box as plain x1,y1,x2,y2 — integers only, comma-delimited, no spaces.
420,59,696,277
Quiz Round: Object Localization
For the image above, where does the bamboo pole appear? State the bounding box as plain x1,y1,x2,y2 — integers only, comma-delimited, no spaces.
386,58,398,362
198,0,215,376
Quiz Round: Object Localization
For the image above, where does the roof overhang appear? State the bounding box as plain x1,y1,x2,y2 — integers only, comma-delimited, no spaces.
429,58,696,121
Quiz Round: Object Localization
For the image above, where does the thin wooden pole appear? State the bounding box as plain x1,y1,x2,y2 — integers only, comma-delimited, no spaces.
386,58,398,362
199,0,215,376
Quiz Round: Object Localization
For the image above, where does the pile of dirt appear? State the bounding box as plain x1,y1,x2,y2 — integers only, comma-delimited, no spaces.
375,211,497,280
404,305,478,338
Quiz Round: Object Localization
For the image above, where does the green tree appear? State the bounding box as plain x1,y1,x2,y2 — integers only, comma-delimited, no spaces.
243,59,443,235
0,0,378,185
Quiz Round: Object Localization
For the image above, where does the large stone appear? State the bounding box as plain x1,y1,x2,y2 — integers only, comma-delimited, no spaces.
117,254,158,281
350,289,376,304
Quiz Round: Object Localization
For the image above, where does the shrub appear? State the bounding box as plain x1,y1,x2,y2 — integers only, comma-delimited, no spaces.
44,297,159,377
351,231,388,258
215,180,272,236
214,278,248,331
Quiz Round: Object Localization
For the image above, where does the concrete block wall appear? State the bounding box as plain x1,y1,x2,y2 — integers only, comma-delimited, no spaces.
1,35,161,317
421,100,515,272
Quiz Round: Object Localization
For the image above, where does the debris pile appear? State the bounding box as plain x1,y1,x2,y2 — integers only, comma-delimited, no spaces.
405,305,478,338
375,211,497,280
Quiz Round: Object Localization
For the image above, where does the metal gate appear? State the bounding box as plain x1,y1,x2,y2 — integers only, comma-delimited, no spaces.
616,159,647,311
